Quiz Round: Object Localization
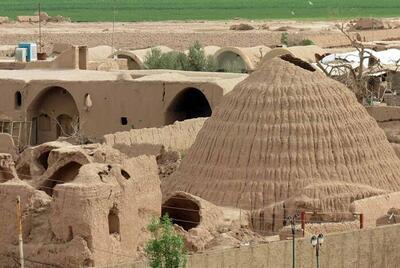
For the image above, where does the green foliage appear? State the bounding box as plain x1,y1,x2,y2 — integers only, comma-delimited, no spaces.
281,33,315,47
144,48,163,69
205,55,218,72
221,59,245,73
144,42,218,72
1,0,399,22
146,214,187,268
281,33,289,46
187,41,207,71
300,39,315,46
175,52,191,71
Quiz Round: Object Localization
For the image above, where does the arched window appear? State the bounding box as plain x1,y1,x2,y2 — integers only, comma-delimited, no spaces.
108,207,120,236
15,91,22,108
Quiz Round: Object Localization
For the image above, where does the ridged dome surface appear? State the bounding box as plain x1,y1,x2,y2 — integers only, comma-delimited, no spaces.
163,58,400,212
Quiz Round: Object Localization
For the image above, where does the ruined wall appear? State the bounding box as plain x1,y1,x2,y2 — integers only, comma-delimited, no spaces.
0,134,17,159
103,118,207,155
115,224,400,268
0,141,162,267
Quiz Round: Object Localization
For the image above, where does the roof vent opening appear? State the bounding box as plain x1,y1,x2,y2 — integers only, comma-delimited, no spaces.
280,54,316,72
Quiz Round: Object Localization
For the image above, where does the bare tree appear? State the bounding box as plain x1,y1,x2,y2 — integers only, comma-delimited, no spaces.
317,23,400,103
51,115,89,144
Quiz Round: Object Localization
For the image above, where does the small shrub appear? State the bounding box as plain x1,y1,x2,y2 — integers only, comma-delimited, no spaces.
175,52,190,70
281,32,289,46
146,214,187,268
187,41,207,71
229,23,254,31
221,58,245,73
144,41,220,72
144,48,163,69
300,39,315,46
205,55,218,72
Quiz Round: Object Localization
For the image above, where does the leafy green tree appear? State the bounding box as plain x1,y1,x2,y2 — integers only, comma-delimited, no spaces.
146,214,188,268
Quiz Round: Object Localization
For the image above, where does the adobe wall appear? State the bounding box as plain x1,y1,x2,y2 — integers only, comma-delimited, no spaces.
0,74,231,144
350,192,400,228
114,224,400,268
103,118,207,155
0,46,80,70
366,106,400,122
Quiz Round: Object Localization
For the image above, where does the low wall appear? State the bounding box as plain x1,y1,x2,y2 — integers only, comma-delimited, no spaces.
365,105,400,122
350,192,400,227
107,223,400,268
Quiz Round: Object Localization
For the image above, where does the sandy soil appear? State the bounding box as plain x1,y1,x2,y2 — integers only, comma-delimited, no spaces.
1,19,400,52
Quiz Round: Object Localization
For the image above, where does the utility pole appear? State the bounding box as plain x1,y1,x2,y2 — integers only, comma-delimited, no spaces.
111,0,116,57
38,3,42,53
16,196,24,268
287,214,298,268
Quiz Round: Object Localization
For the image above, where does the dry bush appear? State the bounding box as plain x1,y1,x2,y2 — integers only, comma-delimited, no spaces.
229,23,254,31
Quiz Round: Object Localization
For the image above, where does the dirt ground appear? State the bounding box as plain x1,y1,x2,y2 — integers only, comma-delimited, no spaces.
1,19,400,53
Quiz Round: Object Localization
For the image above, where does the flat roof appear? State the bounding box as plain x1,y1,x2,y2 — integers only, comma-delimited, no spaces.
0,69,133,82
0,69,247,86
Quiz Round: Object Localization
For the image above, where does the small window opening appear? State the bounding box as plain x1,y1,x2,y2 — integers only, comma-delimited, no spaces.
67,226,73,241
108,206,120,236
15,91,22,108
121,117,128,125
121,169,130,180
38,150,51,170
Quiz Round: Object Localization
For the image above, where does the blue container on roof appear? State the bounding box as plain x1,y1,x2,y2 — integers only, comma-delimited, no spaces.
18,42,38,62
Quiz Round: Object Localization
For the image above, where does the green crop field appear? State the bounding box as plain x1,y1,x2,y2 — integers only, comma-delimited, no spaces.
1,0,399,22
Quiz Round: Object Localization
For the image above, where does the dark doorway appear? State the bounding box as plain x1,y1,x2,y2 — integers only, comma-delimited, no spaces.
162,194,200,231
165,88,212,125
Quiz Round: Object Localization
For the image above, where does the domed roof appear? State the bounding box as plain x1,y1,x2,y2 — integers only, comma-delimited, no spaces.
163,57,400,212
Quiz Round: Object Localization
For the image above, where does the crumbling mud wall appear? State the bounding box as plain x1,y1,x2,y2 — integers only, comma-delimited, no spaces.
103,117,207,155
103,118,207,179
0,141,161,267
0,133,17,160
0,153,17,182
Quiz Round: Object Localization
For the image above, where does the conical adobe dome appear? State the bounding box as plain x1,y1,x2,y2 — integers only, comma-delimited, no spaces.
163,58,400,212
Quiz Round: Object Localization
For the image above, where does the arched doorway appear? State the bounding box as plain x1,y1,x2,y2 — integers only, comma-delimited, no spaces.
28,86,79,145
165,88,212,125
162,194,200,231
